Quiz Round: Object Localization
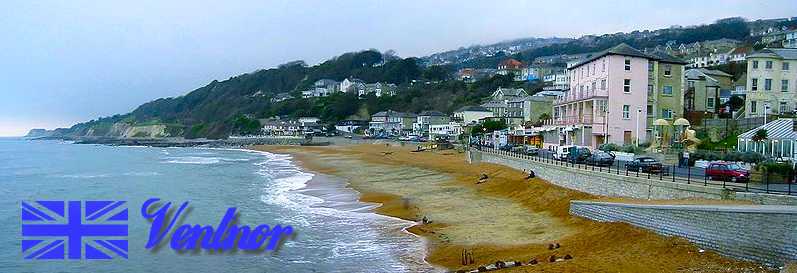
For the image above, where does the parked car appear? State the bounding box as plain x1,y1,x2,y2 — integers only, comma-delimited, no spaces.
552,145,573,160
625,157,668,174
525,146,540,156
498,144,514,151
586,151,615,166
565,146,592,163
398,135,420,141
706,162,750,182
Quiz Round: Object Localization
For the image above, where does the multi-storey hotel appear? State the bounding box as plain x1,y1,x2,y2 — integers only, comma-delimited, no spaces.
547,44,684,148
745,48,797,117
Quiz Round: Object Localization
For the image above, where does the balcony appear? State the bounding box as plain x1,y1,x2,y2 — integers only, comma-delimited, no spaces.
552,114,606,126
554,89,608,105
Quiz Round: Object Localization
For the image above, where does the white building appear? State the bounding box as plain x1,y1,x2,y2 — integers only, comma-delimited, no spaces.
339,78,365,94
429,122,463,138
453,106,494,125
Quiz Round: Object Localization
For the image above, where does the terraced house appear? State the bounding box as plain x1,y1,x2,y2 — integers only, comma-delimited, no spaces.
646,51,687,136
550,44,686,148
745,48,797,117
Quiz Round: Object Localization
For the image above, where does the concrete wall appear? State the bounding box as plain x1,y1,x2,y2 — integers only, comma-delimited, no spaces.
468,149,797,205
570,201,797,267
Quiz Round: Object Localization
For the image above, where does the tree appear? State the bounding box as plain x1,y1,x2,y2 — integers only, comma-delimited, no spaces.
726,95,745,111
422,65,453,81
231,115,261,136
482,120,507,133
752,129,768,142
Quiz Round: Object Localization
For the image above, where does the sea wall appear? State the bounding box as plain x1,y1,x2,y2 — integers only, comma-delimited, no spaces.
467,149,797,205
570,201,797,266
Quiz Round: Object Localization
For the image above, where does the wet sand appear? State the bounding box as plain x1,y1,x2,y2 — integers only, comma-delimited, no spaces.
253,143,775,273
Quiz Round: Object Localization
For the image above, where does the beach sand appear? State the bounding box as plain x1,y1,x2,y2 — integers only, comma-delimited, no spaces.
253,143,774,273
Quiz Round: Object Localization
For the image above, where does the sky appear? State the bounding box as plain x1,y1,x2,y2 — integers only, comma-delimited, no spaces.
1,0,796,136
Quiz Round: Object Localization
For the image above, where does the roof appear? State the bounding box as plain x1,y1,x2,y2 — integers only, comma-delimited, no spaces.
534,90,566,97
747,48,797,60
494,87,528,97
738,119,797,140
499,58,525,68
699,68,733,78
345,78,365,83
685,68,732,81
418,110,446,116
455,105,491,112
729,46,752,55
647,50,688,65
372,110,401,117
480,101,506,108
569,43,652,69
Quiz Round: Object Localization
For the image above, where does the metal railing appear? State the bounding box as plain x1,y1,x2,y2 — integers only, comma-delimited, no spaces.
470,145,796,196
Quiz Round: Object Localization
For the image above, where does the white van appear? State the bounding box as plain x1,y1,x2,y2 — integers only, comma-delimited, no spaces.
552,145,574,160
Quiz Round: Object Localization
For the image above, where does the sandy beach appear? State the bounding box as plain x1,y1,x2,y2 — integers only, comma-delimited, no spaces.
253,143,774,273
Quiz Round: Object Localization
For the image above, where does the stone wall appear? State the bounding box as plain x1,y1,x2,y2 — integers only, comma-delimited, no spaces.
570,201,797,266
468,149,797,205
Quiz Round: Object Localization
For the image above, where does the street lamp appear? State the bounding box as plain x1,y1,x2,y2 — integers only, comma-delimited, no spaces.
636,107,642,147
604,110,609,145
764,104,771,126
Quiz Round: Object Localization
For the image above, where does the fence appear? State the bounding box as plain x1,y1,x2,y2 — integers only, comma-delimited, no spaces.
471,145,796,196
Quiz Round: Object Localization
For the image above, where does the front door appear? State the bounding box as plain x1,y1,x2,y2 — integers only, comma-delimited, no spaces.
623,131,632,145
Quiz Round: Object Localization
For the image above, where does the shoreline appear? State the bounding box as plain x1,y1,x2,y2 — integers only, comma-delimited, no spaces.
260,148,441,272
253,143,777,273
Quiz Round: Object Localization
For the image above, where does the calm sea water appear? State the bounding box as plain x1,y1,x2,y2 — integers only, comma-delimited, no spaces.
0,138,435,273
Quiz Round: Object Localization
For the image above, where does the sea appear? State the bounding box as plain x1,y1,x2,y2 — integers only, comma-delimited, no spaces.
0,138,437,273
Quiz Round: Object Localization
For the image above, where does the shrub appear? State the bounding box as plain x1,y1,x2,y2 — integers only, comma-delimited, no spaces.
739,151,766,164
620,144,644,154
756,161,795,177
599,143,619,152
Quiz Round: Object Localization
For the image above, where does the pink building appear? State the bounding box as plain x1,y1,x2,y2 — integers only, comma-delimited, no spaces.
551,44,651,148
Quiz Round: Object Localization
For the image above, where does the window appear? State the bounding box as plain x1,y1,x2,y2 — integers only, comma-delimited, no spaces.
752,61,759,69
765,61,773,69
707,97,715,108
601,79,606,90
783,80,790,92
648,61,654,72
597,100,607,114
784,62,790,71
780,101,788,113
663,85,673,95
751,101,757,113
623,79,631,93
664,64,672,76
602,59,606,72
647,105,654,117
647,85,653,95
624,58,631,70
622,105,630,119
765,79,772,91
688,80,694,88
591,81,596,92
662,109,673,119
751,78,758,91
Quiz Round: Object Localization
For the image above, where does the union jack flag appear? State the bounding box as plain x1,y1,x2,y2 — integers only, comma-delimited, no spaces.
21,200,128,260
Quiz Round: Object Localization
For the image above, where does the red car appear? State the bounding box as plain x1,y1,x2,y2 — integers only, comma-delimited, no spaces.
706,162,750,182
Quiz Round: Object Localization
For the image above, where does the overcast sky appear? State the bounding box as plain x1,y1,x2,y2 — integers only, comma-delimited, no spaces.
1,0,795,136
